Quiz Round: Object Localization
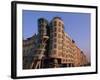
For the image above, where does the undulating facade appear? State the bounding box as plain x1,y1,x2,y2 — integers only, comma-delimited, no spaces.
23,17,89,69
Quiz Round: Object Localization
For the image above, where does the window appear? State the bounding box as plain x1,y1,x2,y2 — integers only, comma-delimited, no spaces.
54,33,57,37
58,53,61,57
50,27,53,31
59,22,61,26
66,50,68,53
50,45,52,49
54,21,57,26
62,25,64,29
62,30,64,34
62,35,64,39
54,50,57,54
62,39,64,42
72,40,75,43
54,44,57,48
54,38,57,42
39,19,44,24
40,25,45,29
40,30,46,35
58,46,62,50
50,39,53,42
58,40,61,44
58,34,61,38
62,53,65,57
63,59,65,62
50,34,53,38
58,28,61,32
39,20,41,24
69,63,71,67
54,27,57,31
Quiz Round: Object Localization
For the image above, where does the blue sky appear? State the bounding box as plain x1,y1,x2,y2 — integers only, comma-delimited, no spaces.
22,10,91,62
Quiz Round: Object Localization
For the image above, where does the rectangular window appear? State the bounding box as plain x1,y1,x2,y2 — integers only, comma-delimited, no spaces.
58,28,61,32
54,38,57,42
59,22,61,26
58,46,62,50
58,34,61,38
50,29,53,33
54,44,57,48
58,40,62,44
54,33,57,37
54,21,57,26
50,34,53,38
53,50,57,54
54,27,57,31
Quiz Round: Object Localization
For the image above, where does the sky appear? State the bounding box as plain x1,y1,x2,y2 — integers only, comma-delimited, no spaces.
22,10,91,62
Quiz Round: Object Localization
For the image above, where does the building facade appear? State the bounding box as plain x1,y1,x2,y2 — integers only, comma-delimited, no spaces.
23,35,37,69
23,17,89,69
